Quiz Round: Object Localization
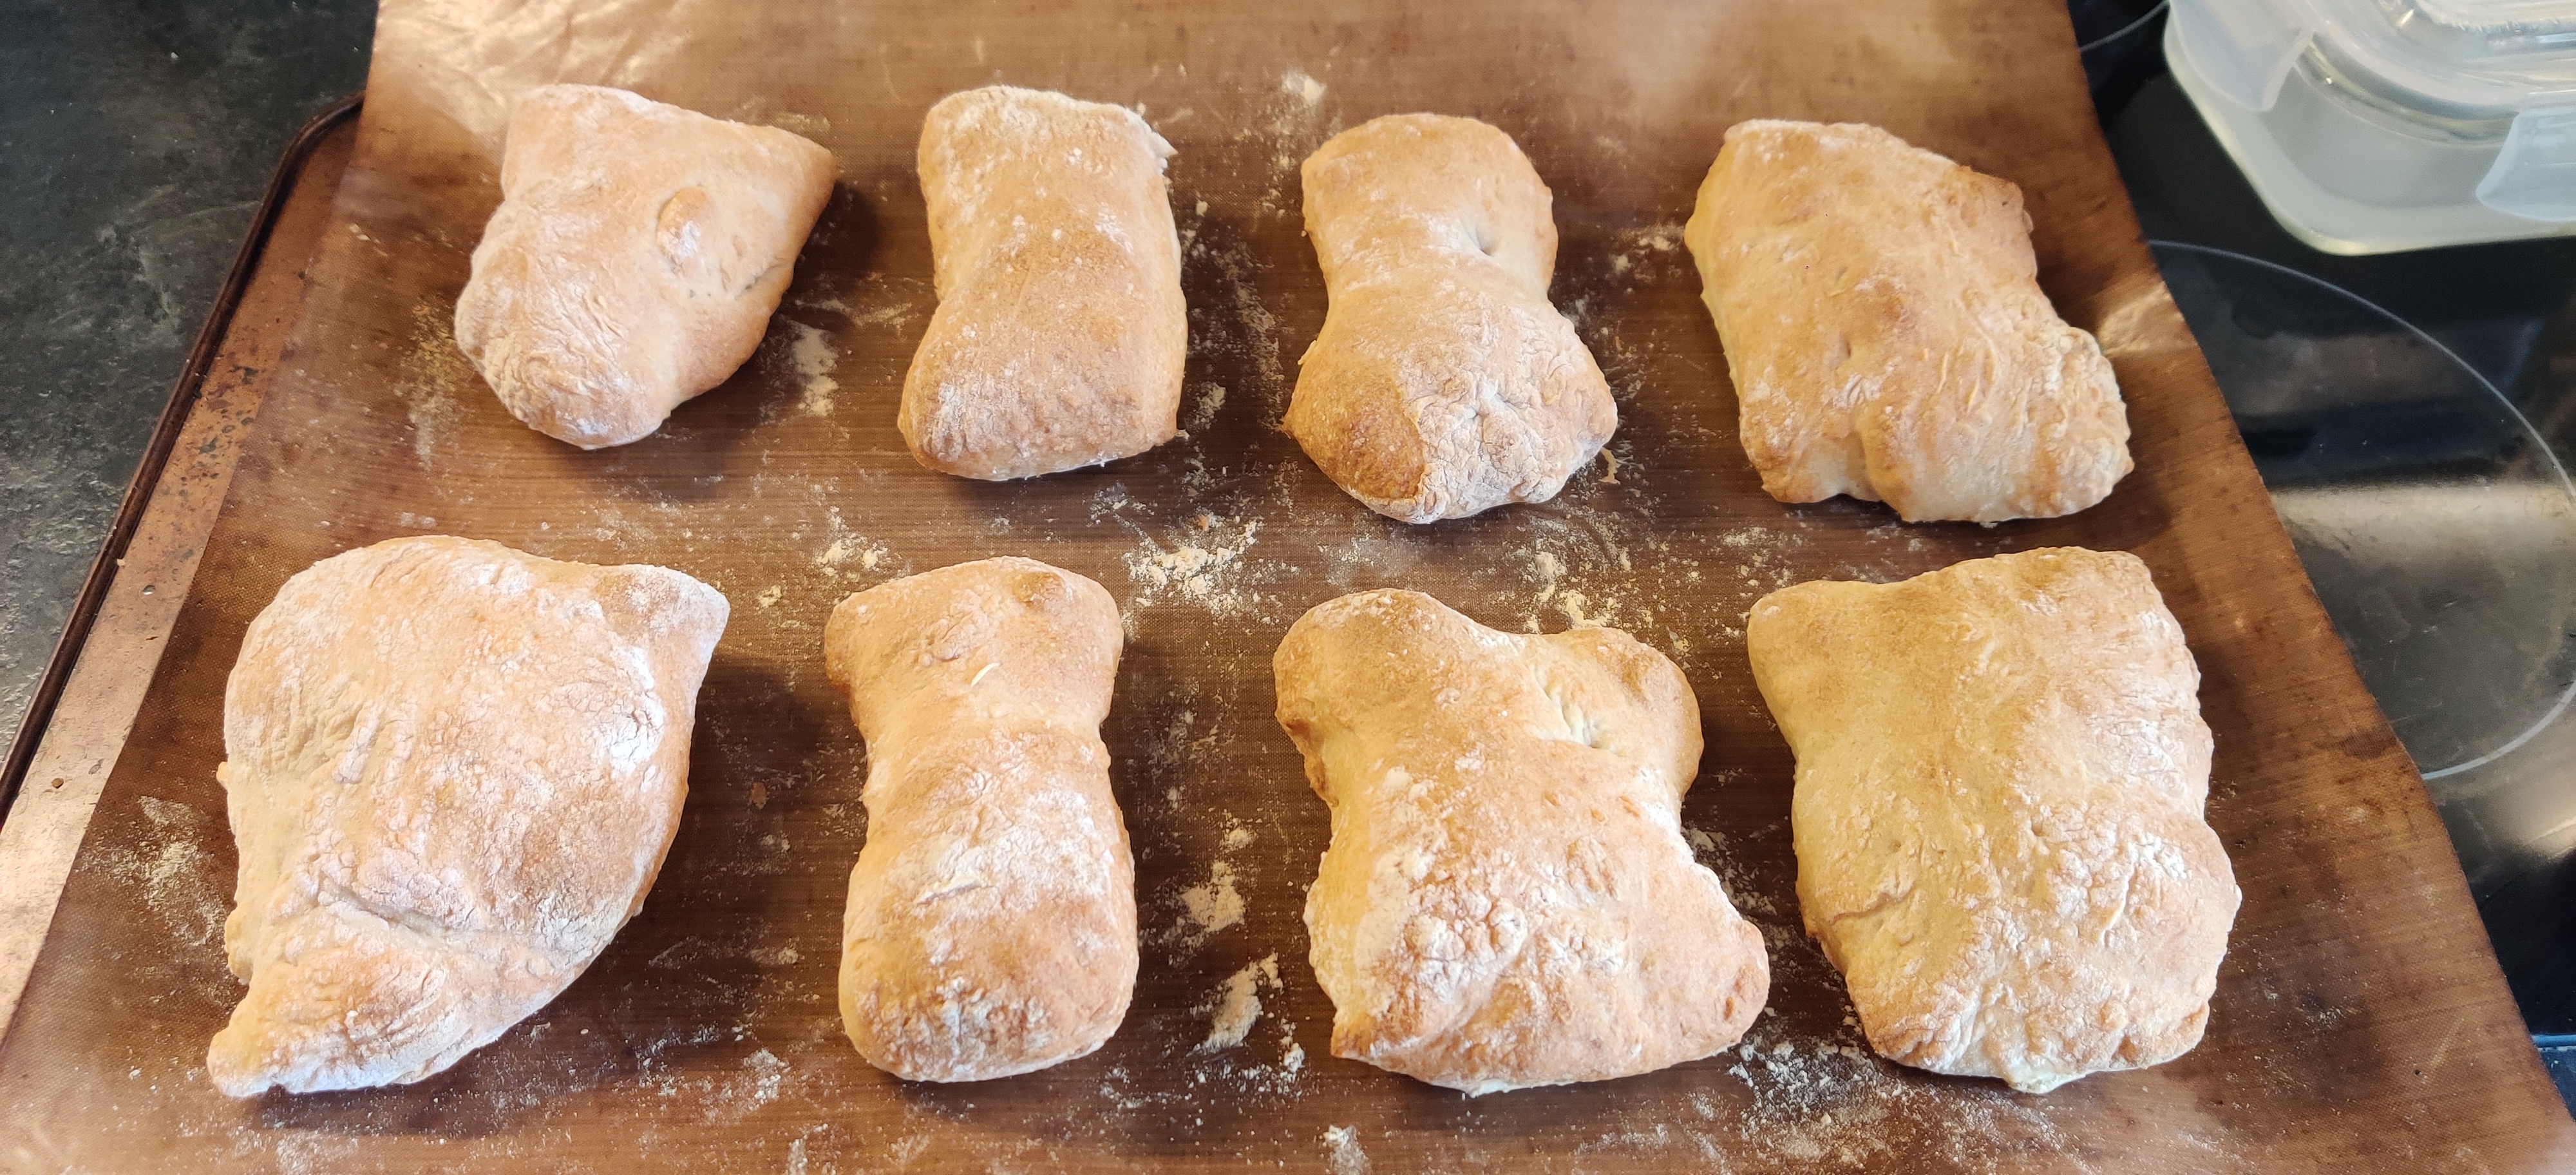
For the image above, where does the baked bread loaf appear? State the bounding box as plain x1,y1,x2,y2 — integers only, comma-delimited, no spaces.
209,536,728,1096
1683,119,2131,522
1273,589,1768,1094
824,558,1138,1080
1286,115,1616,523
455,84,835,448
900,86,1188,479
1745,547,2239,1093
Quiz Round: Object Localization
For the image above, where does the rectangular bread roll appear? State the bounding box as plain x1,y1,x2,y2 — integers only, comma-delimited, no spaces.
824,557,1138,1081
1684,120,2132,522
1746,547,2239,1093
1274,589,1768,1094
900,86,1188,479
211,536,728,1096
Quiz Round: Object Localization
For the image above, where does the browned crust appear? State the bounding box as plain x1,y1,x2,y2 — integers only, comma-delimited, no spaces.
1683,120,2131,522
1287,115,1616,522
455,84,835,449
900,87,1188,480
209,536,728,1096
1747,548,2239,1093
1275,589,1767,1094
824,558,1138,1081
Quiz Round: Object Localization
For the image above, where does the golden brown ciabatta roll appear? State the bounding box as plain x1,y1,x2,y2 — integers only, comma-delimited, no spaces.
1746,547,2239,1094
209,536,727,1096
824,558,1138,1081
1274,589,1768,1094
900,86,1188,479
1684,119,2132,522
455,84,835,449
1287,115,1617,523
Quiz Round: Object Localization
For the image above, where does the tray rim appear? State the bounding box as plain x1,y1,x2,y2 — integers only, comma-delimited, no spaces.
5,11,2555,1154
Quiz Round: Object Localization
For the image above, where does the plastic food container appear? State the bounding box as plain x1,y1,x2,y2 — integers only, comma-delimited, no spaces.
2167,0,2576,254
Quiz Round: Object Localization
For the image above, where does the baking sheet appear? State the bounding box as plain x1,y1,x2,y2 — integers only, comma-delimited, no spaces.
3,0,2571,1169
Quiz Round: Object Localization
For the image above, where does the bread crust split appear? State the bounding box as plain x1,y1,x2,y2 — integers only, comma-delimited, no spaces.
1683,119,2132,522
1747,547,2239,1094
209,535,728,1096
455,84,835,449
1287,115,1617,523
824,558,1139,1081
900,86,1188,480
1274,589,1768,1094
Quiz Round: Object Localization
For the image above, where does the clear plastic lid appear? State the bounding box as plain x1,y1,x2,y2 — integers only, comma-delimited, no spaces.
2174,0,2576,220
2412,0,2576,42
2179,0,2576,111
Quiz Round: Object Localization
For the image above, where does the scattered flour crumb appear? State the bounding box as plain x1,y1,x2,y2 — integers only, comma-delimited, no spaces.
1282,69,1326,107
1090,482,1137,521
811,506,891,578
1198,953,1283,1051
1170,860,1245,948
1625,223,1684,253
756,585,784,609
1323,1125,1372,1175
740,1048,788,1110
1557,589,1618,629
1191,238,1289,409
1530,549,1567,605
846,301,916,330
814,537,883,571
1182,382,1227,434
784,320,839,417
1122,519,1264,616
395,303,469,466
135,806,221,949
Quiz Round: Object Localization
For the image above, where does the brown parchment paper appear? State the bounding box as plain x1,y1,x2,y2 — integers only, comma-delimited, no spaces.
3,0,2571,1170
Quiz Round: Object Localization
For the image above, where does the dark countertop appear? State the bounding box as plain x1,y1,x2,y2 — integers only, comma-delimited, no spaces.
0,0,372,738
2,0,2570,1114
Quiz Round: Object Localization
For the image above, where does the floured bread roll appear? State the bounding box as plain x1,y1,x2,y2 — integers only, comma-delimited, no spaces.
1683,120,2132,522
824,558,1138,1080
900,86,1188,479
209,536,728,1096
455,84,835,448
1287,115,1616,522
1273,589,1768,1094
1747,547,2239,1093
